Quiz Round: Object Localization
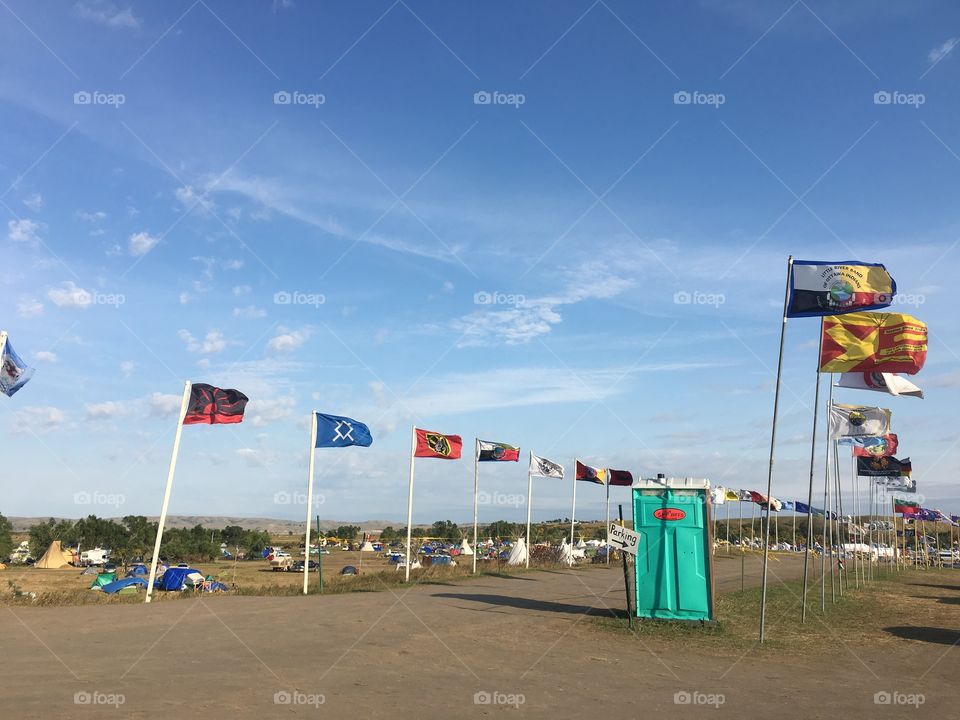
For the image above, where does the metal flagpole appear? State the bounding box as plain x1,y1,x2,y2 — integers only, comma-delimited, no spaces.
739,499,745,592
801,317,824,623
821,376,835,612
605,477,611,565
525,457,533,570
302,412,318,595
868,478,875,581
472,439,479,575
834,436,845,595
569,461,577,564
726,498,731,555
792,507,797,553
827,439,836,603
751,501,757,546
759,255,794,644
852,455,859,589
145,381,192,604
404,426,416,582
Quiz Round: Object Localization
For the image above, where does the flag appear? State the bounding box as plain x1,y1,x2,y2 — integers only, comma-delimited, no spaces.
875,476,916,492
853,434,898,458
724,489,740,501
414,429,462,459
828,403,891,438
857,455,908,477
0,335,34,397
787,260,895,318
529,453,563,479
575,460,607,485
710,488,726,505
183,383,248,425
476,440,519,462
737,489,753,502
781,500,795,511
837,372,923,399
900,457,912,477
820,311,927,375
795,501,811,514
607,469,634,486
314,413,373,448
749,491,768,505
893,498,920,513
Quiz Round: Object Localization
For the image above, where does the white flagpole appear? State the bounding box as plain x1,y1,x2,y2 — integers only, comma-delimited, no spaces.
302,412,318,595
472,439,479,574
145,380,192,604
405,425,417,582
569,460,577,564
605,474,611,565
801,319,824,624
525,454,533,570
759,255,793,643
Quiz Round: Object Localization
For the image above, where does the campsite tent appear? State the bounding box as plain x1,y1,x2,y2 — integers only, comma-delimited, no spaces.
156,567,203,591
359,541,375,552
507,538,527,566
575,538,586,549
90,572,117,589
127,564,148,576
35,541,74,569
459,539,474,556
100,577,148,594
559,538,574,566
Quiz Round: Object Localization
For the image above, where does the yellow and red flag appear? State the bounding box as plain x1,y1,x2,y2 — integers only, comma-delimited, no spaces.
819,311,927,375
414,429,462,459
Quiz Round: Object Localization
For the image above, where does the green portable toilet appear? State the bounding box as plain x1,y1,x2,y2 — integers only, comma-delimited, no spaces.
633,475,715,621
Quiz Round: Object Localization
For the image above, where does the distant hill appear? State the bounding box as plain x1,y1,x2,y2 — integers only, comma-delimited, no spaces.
7,516,408,534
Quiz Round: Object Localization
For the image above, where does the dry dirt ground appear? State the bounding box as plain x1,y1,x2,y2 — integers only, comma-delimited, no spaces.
1,553,956,719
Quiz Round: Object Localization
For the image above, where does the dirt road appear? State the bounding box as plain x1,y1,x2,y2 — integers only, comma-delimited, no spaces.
2,554,955,719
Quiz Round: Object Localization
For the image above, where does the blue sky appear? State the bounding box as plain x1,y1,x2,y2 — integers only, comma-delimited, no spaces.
2,0,959,525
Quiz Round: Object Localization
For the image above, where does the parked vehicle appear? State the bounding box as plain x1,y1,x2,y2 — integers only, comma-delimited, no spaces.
79,548,110,566
290,560,319,572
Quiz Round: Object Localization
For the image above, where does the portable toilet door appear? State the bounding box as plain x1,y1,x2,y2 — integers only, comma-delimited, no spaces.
632,477,716,621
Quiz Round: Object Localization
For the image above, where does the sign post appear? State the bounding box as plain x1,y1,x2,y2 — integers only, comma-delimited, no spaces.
614,507,635,629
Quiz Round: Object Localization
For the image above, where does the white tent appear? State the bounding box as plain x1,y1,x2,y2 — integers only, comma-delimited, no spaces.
559,538,573,566
575,538,586,549
459,539,474,556
360,541,375,552
507,538,527,566
484,537,494,546
396,559,421,571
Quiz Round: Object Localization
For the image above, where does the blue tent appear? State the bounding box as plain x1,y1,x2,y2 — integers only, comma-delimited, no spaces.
156,567,202,591
100,577,148,594
127,564,148,576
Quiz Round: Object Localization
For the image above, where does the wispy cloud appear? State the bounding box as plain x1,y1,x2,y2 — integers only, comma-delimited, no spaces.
73,1,141,30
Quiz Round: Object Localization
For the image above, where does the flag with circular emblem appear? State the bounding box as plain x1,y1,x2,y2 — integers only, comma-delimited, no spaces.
415,428,462,459
575,460,607,485
828,403,891,438
787,260,895,318
819,311,927,375
476,439,519,462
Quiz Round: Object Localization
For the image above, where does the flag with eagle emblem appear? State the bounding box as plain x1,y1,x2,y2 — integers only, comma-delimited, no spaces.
820,311,927,375
828,403,891,438
414,428,462,459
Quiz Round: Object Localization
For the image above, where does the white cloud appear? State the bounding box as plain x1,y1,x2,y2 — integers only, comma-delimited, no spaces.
179,292,191,304
17,296,44,318
928,37,959,64
106,243,122,257
246,396,296,427
12,406,66,434
236,447,279,467
179,329,227,355
22,193,44,212
148,393,182,418
86,401,126,421
233,285,252,296
128,231,159,257
8,218,45,247
234,305,267,319
442,281,454,293
77,210,107,223
267,327,311,353
272,0,295,12
120,361,135,377
175,185,214,213
34,351,57,363
73,1,141,29
48,281,93,309
225,259,244,270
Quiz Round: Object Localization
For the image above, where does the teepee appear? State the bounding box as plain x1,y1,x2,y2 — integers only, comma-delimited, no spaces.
359,540,376,552
575,537,586,549
35,540,73,569
459,539,474,556
507,538,527,566
559,538,574,566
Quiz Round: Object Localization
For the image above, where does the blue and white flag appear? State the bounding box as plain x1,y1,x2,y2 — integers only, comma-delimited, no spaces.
0,334,34,397
314,413,373,448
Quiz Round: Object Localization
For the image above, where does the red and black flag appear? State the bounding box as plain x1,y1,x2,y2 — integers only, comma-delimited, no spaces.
415,428,462,459
183,383,249,425
575,460,607,485
857,455,908,477
607,469,634,486
476,439,519,462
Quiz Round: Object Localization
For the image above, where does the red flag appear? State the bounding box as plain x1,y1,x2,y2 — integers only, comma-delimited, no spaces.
414,429,462,459
852,434,898,457
575,460,607,485
607,469,634,486
183,383,248,425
